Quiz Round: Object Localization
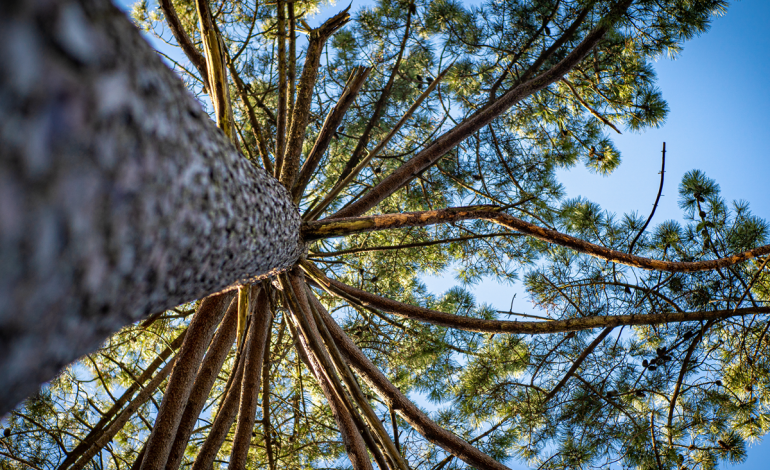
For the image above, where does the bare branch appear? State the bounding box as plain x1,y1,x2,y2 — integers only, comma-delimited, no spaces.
301,261,770,335
303,206,770,272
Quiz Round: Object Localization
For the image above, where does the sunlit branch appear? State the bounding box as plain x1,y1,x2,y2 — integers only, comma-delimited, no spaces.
293,67,372,202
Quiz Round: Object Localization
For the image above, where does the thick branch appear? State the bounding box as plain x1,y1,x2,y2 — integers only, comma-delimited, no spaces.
302,262,770,334
314,298,512,470
307,290,409,470
230,287,273,469
282,272,374,470
302,206,770,272
280,7,351,188
165,297,239,470
275,0,287,176
138,292,234,470
190,327,250,470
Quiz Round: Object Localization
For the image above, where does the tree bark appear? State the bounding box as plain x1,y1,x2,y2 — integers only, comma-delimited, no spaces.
0,0,303,415
139,292,234,470
229,287,273,469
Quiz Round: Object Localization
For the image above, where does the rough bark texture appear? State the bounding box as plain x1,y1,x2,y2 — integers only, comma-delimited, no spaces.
0,0,303,415
139,292,234,470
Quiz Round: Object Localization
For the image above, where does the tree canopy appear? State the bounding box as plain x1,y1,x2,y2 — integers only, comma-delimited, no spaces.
2,0,770,469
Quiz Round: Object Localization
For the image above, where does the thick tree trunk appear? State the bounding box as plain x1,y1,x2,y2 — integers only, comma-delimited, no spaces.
0,0,303,415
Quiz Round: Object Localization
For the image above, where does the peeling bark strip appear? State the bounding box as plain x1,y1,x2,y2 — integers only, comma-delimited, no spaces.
302,206,770,272
302,262,770,334
0,0,302,414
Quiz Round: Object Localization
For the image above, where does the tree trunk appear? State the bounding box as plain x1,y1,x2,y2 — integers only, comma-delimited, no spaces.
0,0,303,415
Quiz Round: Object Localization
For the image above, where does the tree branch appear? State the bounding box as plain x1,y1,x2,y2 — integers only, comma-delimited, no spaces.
280,7,352,188
628,142,666,253
302,206,770,272
301,261,770,334
293,66,372,201
313,295,513,470
158,0,210,93
544,327,614,403
138,292,235,470
331,0,635,219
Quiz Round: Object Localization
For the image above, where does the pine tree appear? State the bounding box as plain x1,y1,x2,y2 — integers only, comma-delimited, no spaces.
2,0,769,469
